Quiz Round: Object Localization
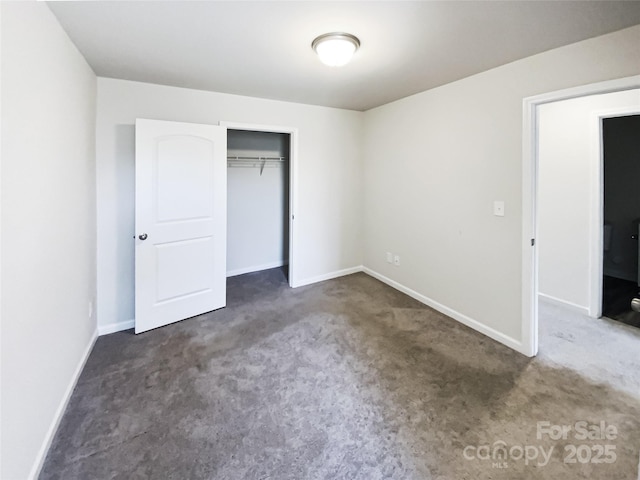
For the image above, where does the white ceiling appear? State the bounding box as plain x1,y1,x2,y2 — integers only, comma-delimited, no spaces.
48,1,640,111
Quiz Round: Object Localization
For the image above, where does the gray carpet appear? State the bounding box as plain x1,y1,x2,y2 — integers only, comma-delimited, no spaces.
40,269,640,479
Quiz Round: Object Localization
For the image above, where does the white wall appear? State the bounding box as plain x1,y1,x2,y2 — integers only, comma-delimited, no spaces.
227,130,289,276
538,90,640,311
0,3,97,478
362,25,640,348
96,78,363,332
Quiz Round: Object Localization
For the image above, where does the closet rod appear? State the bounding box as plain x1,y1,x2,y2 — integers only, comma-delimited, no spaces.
227,163,281,168
227,155,286,174
227,155,287,161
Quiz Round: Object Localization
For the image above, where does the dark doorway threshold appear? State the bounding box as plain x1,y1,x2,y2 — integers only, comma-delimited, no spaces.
602,275,640,328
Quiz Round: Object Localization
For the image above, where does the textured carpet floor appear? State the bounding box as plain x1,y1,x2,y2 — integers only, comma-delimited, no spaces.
41,269,640,479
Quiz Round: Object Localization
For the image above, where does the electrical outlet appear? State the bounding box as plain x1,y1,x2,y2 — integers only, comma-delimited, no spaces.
493,201,505,217
386,252,393,263
394,255,400,266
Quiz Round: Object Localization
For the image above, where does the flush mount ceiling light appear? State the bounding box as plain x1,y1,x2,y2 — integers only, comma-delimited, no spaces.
312,32,360,67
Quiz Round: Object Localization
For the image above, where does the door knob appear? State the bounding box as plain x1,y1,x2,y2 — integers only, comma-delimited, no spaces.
138,233,148,240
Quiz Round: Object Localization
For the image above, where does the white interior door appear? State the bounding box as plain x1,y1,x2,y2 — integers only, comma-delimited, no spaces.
135,119,227,333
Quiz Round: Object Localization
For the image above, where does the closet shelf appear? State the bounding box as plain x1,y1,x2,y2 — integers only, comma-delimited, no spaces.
227,156,287,170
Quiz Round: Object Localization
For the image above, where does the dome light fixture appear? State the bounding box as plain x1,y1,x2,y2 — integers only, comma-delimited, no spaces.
312,32,360,67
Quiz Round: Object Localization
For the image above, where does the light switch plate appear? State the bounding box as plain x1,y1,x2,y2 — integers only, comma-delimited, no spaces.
493,201,505,217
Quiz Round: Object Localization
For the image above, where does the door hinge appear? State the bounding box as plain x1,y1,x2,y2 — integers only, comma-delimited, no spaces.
531,238,535,246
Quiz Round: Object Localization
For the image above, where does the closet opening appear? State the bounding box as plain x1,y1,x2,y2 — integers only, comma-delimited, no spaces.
226,128,291,282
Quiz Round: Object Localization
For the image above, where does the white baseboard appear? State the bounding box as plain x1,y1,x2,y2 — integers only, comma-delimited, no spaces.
293,266,363,288
227,261,286,278
29,328,98,479
99,266,362,335
538,292,590,315
97,266,528,359
362,267,526,355
98,319,134,336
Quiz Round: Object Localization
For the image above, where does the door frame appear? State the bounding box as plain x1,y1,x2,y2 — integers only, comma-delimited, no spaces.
521,75,640,357
219,121,299,288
